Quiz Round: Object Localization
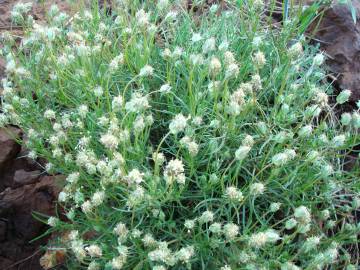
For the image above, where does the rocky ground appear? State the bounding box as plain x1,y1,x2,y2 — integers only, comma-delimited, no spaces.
0,0,359,269
0,126,63,270
0,1,70,269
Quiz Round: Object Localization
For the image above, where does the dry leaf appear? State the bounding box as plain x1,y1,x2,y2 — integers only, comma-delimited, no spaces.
39,249,66,269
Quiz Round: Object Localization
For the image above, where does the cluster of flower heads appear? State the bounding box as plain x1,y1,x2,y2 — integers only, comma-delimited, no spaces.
1,1,359,269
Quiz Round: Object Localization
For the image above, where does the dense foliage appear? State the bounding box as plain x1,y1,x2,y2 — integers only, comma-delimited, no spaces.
1,1,359,269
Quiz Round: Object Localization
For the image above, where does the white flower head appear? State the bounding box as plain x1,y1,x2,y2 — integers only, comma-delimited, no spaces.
314,91,329,107
100,133,119,150
225,186,244,202
162,48,172,59
352,112,360,128
125,93,150,113
199,210,214,223
172,46,183,59
249,231,267,248
270,202,281,212
294,206,311,224
159,83,172,94
341,112,352,126
180,136,199,156
176,246,194,263
209,57,222,76
202,37,216,54
252,36,263,48
152,152,166,165
153,266,166,270
133,115,146,133
169,113,188,134
164,11,177,21
44,109,56,119
47,216,59,227
219,40,229,51
232,88,245,105
112,95,124,112
251,73,262,90
209,222,222,234
184,219,196,229
88,261,100,270
285,218,298,230
139,65,154,77
250,182,265,196
336,89,351,104
78,105,88,118
126,169,144,185
191,33,202,43
86,245,103,258
93,86,103,97
225,63,239,79
190,54,204,66
249,229,279,248
164,158,185,185
243,135,255,147
224,51,235,66
109,54,124,72
289,42,303,57
253,51,266,68
331,134,346,148
253,0,264,9
298,125,312,138
135,9,150,27
192,116,203,126
91,190,106,206
272,152,289,166
224,223,239,240
235,145,251,161
81,200,93,214
313,53,325,66
302,236,321,252
157,0,169,10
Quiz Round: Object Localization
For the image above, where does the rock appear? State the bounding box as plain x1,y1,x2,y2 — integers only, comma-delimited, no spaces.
0,220,6,242
0,133,42,191
0,175,62,240
0,256,13,269
0,127,22,171
312,2,360,102
13,169,41,187
0,175,62,270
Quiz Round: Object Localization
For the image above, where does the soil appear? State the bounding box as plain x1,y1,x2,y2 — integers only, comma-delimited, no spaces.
0,1,359,270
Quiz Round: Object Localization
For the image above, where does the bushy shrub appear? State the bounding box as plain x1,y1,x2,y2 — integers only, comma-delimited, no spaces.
1,1,359,269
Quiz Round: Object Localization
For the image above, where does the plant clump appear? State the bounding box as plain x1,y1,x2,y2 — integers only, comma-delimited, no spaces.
1,1,359,269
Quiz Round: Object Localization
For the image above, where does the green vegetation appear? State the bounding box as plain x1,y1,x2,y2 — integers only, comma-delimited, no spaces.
1,1,359,269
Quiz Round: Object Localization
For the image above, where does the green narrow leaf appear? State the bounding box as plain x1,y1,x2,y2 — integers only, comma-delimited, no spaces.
284,0,290,21
298,2,321,35
350,4,357,24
